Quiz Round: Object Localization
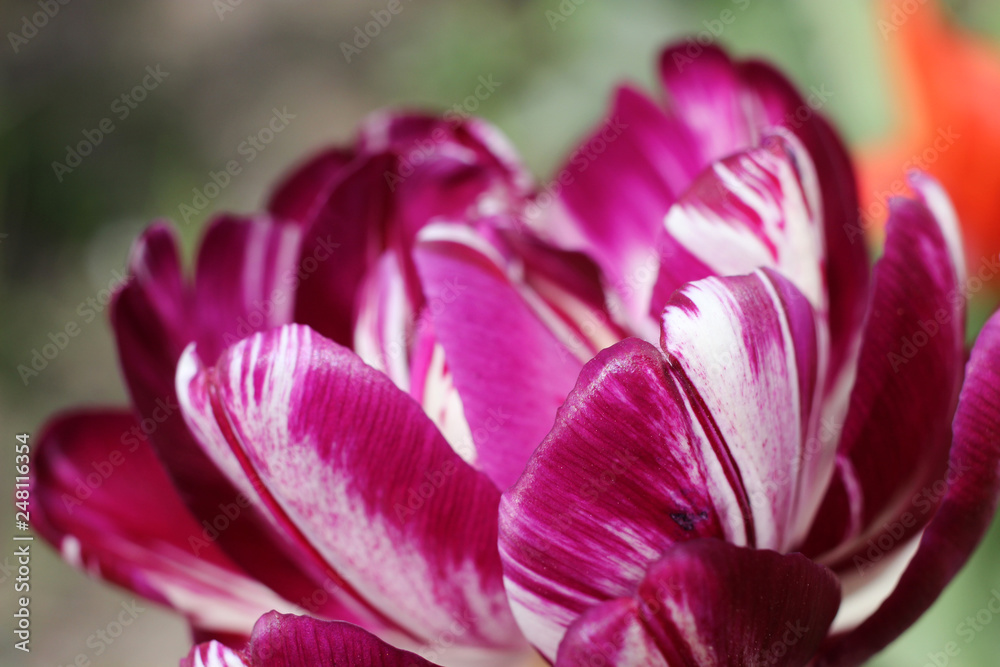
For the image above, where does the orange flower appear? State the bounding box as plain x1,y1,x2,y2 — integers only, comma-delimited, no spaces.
858,0,1000,270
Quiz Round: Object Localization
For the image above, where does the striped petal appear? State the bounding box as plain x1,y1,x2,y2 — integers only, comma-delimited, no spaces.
176,324,524,657
801,177,966,636
110,219,341,618
660,135,825,317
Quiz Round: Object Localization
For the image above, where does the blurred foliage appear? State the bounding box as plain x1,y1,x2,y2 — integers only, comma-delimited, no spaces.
3,1,1000,665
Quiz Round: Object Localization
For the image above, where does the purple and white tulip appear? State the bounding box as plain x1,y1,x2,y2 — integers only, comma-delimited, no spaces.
30,40,1000,667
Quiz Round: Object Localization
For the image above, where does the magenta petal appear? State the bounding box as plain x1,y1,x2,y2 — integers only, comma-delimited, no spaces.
177,324,523,651
802,186,964,566
191,215,303,362
498,338,727,660
291,154,396,348
184,612,442,667
268,148,355,225
558,540,841,667
658,42,758,164
29,410,293,635
817,307,1000,666
554,85,703,328
412,230,583,490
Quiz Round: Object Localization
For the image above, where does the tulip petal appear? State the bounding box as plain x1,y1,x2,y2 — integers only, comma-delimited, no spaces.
177,324,523,653
183,613,441,667
553,85,703,331
191,216,304,362
658,41,760,164
660,269,824,551
817,307,1000,666
739,60,871,386
557,540,841,667
29,410,297,635
802,182,964,571
291,154,394,348
659,42,870,383
268,148,355,225
412,226,584,490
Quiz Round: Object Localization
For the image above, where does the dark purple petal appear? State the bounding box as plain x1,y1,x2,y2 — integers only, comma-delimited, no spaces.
557,540,841,667
802,180,965,572
268,148,356,226
191,215,303,362
817,307,1000,666
291,154,394,349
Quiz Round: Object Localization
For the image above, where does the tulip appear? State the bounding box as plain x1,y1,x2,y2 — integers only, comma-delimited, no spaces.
31,112,616,665
498,43,1000,666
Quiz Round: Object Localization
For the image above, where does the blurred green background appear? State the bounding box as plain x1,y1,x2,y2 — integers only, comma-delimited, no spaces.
2,1,1000,665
